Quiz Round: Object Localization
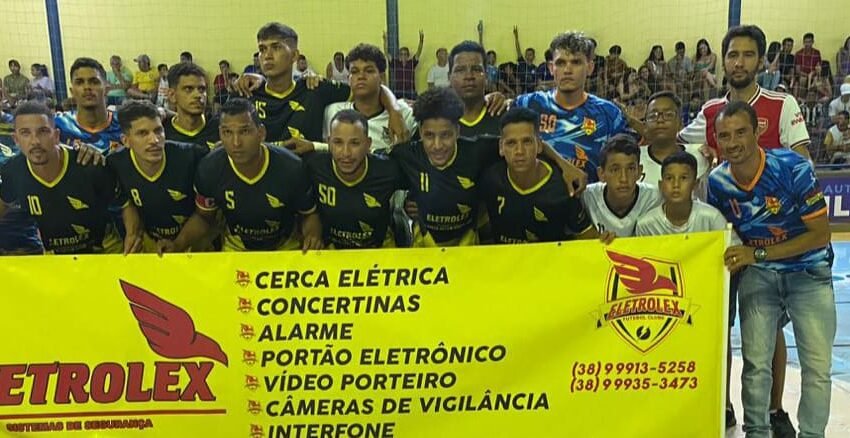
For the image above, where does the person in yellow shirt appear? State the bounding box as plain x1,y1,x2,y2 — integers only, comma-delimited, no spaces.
128,54,159,101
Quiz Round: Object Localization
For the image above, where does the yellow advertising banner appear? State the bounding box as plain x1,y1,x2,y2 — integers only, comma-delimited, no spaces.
0,231,729,438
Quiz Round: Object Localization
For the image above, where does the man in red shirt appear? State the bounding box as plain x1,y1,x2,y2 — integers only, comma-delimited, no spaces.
795,32,821,95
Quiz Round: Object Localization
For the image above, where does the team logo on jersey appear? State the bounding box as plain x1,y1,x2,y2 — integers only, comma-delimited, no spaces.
359,221,374,233
581,117,597,136
288,127,304,139
266,193,284,208
168,189,188,201
67,196,89,210
456,176,475,189
533,206,548,222
0,143,14,158
571,146,589,169
265,220,280,229
363,193,382,208
172,215,187,225
596,250,692,353
289,101,306,112
804,189,825,206
456,203,472,215
70,224,90,235
524,229,539,242
757,117,768,136
764,196,781,215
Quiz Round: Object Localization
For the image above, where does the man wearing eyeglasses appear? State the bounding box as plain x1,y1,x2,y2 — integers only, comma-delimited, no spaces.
640,91,709,199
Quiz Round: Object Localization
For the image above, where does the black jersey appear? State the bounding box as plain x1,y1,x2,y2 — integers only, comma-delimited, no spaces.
0,148,120,254
480,161,593,244
194,145,316,251
107,141,208,240
390,135,500,246
163,115,220,149
251,79,350,143
459,107,502,139
303,152,404,249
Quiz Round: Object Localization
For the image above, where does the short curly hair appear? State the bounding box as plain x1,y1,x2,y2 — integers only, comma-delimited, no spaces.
412,87,464,124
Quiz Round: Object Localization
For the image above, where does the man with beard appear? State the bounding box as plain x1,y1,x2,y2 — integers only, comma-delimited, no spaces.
55,58,123,153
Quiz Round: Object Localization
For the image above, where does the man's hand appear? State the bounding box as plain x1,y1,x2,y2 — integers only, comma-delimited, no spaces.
513,26,519,37
304,74,323,90
234,73,264,97
74,143,106,166
599,230,616,245
484,92,509,116
724,245,755,272
281,137,315,155
556,156,587,197
387,110,410,145
699,143,719,168
156,239,179,257
123,232,143,255
419,30,424,41
300,213,323,253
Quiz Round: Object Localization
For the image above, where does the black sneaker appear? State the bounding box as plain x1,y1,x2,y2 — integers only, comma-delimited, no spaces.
726,406,737,429
770,409,797,438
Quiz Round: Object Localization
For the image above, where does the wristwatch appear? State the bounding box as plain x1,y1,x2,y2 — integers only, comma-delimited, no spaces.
753,247,768,262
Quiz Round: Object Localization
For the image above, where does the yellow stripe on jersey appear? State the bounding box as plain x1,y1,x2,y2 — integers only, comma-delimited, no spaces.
28,147,69,188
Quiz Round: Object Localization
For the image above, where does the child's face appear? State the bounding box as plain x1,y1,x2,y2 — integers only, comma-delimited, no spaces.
660,163,696,204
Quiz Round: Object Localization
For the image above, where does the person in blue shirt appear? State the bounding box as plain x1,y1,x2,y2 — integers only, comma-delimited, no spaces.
708,101,835,438
515,31,628,185
55,58,123,154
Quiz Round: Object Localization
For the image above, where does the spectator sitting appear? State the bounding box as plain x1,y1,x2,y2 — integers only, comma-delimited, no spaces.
3,59,29,107
682,92,702,125
667,41,693,100
644,44,672,93
29,63,54,100
498,61,519,98
605,45,628,98
427,47,450,89
829,83,850,123
243,52,261,74
535,49,555,90
825,110,850,163
155,63,169,108
179,51,193,63
214,60,239,111
128,54,159,101
693,38,717,99
326,51,349,84
778,37,796,89
807,61,833,104
836,36,850,86
292,54,316,81
800,89,826,140
105,55,133,106
794,32,821,95
485,50,499,93
757,41,782,91
587,38,607,97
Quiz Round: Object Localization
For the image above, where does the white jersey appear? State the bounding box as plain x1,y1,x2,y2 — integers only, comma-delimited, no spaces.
322,100,417,152
635,200,733,238
330,64,350,84
427,64,450,88
639,144,710,200
581,182,661,237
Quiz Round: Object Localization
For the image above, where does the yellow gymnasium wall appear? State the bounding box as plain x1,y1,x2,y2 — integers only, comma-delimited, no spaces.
741,0,850,66
0,1,52,79
399,0,728,93
3,1,850,98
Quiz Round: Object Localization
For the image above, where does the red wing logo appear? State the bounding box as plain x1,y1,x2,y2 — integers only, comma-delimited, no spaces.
606,250,678,295
245,375,259,391
120,280,229,366
598,251,691,353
